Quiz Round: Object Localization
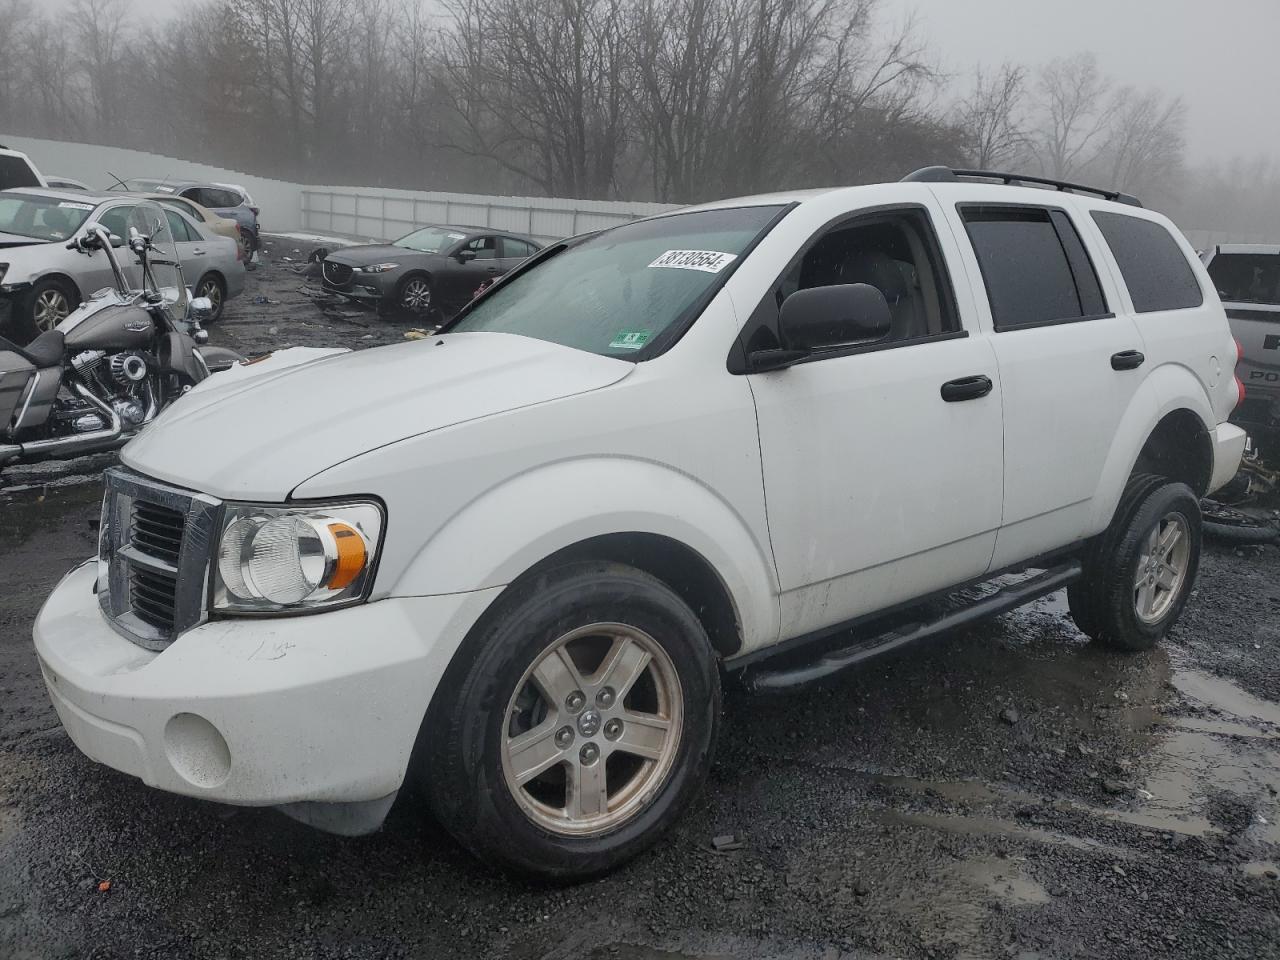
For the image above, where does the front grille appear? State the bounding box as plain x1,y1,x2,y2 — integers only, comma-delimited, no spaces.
322,260,353,287
98,468,222,650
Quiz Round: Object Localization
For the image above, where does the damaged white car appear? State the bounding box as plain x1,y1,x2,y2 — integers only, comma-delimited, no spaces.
35,167,1244,880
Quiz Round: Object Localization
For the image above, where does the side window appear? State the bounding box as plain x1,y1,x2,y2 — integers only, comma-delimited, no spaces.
175,199,205,222
164,210,193,242
743,207,960,355
1091,211,1204,313
962,206,1108,331
213,188,242,208
502,237,536,259
465,236,499,260
97,205,135,240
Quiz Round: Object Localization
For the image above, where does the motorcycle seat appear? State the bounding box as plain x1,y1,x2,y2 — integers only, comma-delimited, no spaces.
0,330,64,369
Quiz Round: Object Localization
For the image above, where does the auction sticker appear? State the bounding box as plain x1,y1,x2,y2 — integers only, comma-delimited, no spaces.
58,202,94,211
609,330,652,350
648,249,737,273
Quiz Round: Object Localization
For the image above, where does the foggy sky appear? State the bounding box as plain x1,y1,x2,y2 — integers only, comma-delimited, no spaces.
114,0,1279,165
886,0,1278,164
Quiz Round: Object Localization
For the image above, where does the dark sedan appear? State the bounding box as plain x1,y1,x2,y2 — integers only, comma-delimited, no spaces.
321,225,543,318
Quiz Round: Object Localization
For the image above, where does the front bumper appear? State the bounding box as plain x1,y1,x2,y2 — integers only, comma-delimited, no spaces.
1208,421,1248,494
35,561,501,832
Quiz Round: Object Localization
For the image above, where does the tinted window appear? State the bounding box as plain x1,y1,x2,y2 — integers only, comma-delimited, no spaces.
1091,212,1203,313
465,236,499,260
963,206,1107,330
503,237,537,259
0,155,41,189
1206,253,1280,305
165,198,205,222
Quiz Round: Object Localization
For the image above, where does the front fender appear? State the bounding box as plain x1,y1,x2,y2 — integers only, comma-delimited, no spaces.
1090,362,1215,531
387,456,781,653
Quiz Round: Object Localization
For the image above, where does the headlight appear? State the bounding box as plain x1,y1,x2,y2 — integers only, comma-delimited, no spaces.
212,500,384,613
357,262,399,274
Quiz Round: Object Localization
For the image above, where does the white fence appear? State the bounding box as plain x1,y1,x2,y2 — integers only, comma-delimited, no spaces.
300,187,675,243
0,134,679,241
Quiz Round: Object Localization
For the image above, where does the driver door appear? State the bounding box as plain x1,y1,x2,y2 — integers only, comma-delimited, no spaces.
442,235,501,309
745,203,1005,639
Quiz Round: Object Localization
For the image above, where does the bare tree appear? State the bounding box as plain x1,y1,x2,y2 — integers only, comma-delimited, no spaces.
1033,52,1117,180
71,0,131,140
956,62,1028,169
1101,87,1186,192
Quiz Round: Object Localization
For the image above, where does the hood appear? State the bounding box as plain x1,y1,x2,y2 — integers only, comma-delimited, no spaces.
0,231,42,250
122,333,634,500
327,244,433,267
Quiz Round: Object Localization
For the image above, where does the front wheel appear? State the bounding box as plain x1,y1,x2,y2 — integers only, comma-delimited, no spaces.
14,277,80,342
421,562,721,880
1069,475,1202,651
386,275,432,317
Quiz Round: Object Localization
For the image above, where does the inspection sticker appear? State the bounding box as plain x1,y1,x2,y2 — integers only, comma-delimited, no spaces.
648,249,737,273
58,202,94,211
609,330,652,350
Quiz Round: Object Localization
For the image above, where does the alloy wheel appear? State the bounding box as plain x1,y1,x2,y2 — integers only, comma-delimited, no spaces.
1134,512,1191,623
197,279,223,318
501,623,683,836
33,289,71,331
401,279,431,313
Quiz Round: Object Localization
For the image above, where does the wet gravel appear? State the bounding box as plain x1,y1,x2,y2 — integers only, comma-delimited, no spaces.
2,241,1279,959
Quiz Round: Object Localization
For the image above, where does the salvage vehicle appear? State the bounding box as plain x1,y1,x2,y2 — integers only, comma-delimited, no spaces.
109,179,261,259
0,201,243,471
143,193,243,254
320,225,542,317
0,188,244,340
1201,244,1280,430
35,167,1245,880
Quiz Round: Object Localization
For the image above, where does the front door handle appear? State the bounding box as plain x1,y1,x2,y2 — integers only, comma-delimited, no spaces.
191,248,206,257
1111,350,1145,371
486,266,499,273
940,375,993,402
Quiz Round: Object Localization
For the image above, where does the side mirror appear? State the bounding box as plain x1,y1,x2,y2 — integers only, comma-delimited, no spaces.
455,248,477,263
778,283,892,352
108,233,124,249
189,296,215,324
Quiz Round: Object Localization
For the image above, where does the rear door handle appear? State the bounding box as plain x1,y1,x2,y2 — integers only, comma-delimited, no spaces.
1111,350,1145,371
486,266,499,273
191,248,206,257
940,375,993,402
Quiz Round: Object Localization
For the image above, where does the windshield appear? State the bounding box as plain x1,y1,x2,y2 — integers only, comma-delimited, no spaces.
449,205,785,358
0,194,94,241
1207,253,1280,305
393,226,467,254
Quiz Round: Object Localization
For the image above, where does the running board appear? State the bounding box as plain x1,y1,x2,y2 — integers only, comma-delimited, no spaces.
744,562,1083,694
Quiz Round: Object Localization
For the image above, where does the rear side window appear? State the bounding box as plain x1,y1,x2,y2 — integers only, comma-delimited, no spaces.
0,154,40,190
1206,253,1280,305
1091,212,1204,313
962,206,1108,331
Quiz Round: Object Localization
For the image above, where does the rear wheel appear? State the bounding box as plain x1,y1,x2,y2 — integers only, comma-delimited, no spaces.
1069,475,1201,651
238,230,255,261
421,561,720,880
194,274,226,322
13,277,80,343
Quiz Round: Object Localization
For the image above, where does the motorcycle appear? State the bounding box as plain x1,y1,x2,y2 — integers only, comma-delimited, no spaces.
0,200,243,470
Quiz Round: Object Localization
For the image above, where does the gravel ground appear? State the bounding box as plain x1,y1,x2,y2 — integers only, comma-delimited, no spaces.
1,240,1279,959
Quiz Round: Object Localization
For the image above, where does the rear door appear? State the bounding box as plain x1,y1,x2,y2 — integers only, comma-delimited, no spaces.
441,235,502,307
163,208,206,279
943,201,1146,568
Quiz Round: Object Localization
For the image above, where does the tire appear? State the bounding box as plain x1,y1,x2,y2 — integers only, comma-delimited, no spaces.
13,276,80,342
193,273,227,322
1068,474,1202,652
420,561,721,880
384,274,432,317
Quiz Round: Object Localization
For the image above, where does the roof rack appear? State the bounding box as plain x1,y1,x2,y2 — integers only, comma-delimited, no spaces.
902,166,1142,208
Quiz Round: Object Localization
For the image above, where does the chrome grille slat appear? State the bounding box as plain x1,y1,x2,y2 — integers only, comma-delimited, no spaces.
322,260,353,288
98,467,222,650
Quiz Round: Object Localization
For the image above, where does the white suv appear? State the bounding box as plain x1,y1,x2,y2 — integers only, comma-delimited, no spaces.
34,167,1246,879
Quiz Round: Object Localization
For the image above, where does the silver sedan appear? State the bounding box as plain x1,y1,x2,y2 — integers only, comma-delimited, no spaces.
0,188,246,342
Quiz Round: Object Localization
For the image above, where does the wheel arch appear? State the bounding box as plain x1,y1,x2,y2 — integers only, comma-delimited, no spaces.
378,456,779,656
32,271,85,301
1091,364,1216,531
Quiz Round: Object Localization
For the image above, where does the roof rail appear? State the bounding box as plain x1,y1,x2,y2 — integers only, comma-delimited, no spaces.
902,166,1142,208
